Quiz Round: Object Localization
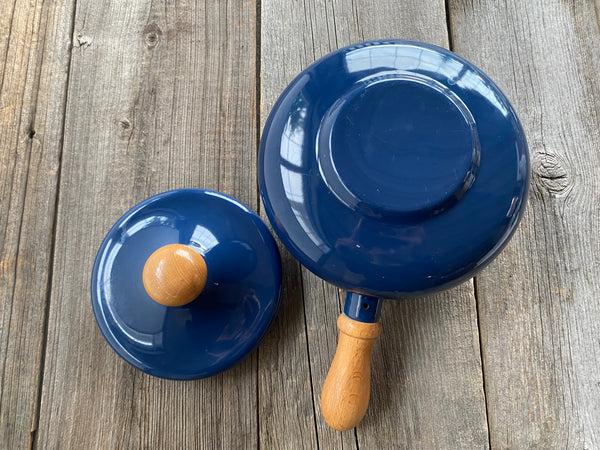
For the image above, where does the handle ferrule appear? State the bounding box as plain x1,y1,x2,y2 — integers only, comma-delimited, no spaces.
344,292,382,322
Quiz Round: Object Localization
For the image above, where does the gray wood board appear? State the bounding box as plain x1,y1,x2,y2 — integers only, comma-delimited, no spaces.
449,0,600,447
36,0,259,447
0,0,75,446
260,0,489,448
4,0,595,447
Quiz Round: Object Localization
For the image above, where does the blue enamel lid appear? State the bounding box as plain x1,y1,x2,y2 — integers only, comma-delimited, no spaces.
259,40,529,299
91,189,282,379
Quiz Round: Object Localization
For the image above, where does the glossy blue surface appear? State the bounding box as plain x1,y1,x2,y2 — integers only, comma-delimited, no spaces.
344,293,382,323
91,189,282,379
259,40,529,299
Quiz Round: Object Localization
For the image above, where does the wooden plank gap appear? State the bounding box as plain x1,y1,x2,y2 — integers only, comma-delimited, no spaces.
255,3,262,443
255,0,262,216
256,345,260,450
472,276,492,450
444,0,454,50
300,268,321,450
29,1,79,448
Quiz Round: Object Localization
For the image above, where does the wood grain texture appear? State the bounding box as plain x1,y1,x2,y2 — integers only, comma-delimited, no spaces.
0,0,75,446
261,1,489,448
449,0,600,447
2,0,595,447
36,0,258,447
256,247,320,449
142,244,208,307
321,315,382,431
364,284,489,449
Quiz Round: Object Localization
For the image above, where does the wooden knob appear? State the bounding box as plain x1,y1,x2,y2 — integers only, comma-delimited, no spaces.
321,314,382,431
142,244,207,307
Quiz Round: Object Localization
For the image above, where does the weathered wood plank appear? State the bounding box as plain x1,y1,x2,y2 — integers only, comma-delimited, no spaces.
258,1,342,446
0,0,74,446
366,284,488,449
260,1,489,448
36,0,258,447
257,247,320,449
257,4,321,445
449,0,600,447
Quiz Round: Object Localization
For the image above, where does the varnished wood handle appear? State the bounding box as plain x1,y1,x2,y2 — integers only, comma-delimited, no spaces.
321,314,382,431
142,244,207,307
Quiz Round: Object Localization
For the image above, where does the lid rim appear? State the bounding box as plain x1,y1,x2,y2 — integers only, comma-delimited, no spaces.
91,189,282,379
258,39,529,298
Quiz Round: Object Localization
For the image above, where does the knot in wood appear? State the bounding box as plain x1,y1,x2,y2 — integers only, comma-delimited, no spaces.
533,149,571,196
143,23,162,47
118,118,133,140
75,32,92,48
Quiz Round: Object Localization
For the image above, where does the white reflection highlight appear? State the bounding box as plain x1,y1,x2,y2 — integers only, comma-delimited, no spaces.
125,215,171,237
280,165,327,259
277,92,330,259
506,196,518,217
100,240,158,347
280,113,305,167
280,166,304,203
344,44,509,116
102,240,121,298
190,225,219,253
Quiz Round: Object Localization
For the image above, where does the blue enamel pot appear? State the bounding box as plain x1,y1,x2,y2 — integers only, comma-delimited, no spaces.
258,40,529,430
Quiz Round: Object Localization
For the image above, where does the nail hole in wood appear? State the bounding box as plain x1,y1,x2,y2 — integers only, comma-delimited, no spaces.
143,23,162,47
145,32,158,46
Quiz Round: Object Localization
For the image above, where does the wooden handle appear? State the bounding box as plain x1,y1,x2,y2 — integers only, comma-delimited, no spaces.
142,244,207,307
321,314,382,431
